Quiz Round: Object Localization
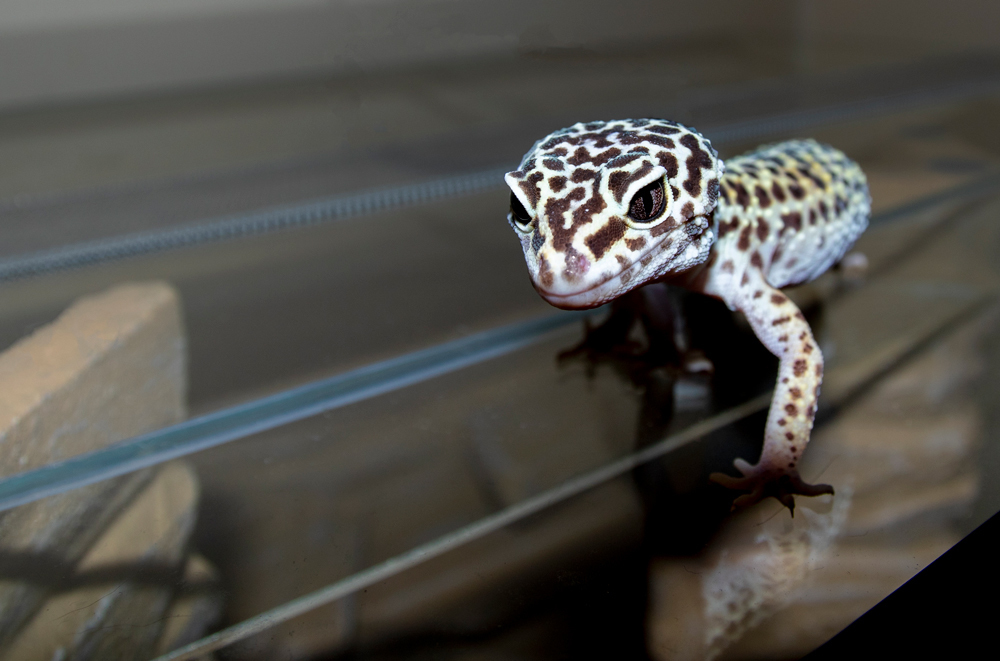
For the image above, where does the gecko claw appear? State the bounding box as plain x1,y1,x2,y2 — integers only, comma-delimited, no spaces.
710,467,834,516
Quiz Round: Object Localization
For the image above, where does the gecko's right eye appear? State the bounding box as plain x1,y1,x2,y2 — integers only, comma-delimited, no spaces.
510,193,533,230
627,179,667,224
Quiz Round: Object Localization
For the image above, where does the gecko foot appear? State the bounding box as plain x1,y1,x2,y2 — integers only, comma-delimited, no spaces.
710,459,833,516
557,317,646,378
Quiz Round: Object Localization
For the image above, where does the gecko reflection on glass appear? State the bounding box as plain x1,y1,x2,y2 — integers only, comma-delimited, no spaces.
504,119,870,514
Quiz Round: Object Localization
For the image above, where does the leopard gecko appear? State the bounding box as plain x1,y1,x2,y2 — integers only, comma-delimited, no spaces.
504,119,870,513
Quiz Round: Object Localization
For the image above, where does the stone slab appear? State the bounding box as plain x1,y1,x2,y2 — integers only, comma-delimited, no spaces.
0,282,187,646
1,461,199,661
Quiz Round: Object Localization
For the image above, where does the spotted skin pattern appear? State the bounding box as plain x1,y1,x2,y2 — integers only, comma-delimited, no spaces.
505,119,870,513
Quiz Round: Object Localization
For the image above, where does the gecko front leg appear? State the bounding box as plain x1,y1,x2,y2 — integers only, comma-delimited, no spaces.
707,266,833,514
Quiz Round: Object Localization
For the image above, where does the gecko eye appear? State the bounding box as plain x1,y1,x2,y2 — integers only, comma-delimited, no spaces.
510,192,533,230
627,179,667,223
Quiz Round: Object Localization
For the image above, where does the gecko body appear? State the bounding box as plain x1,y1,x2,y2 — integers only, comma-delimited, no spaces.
504,119,870,513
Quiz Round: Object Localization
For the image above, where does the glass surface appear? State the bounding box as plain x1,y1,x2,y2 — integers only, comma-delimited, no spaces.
0,5,998,659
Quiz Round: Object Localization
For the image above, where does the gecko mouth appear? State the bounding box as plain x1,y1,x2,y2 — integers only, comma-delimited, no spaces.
535,217,709,309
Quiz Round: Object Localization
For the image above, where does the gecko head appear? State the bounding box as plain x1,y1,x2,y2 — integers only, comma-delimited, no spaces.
505,119,724,309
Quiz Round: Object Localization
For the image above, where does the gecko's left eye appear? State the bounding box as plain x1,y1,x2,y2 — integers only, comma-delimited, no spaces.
510,192,533,231
627,179,667,223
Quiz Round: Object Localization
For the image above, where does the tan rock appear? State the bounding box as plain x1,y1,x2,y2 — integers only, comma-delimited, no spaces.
0,282,187,646
2,461,199,661
154,554,224,657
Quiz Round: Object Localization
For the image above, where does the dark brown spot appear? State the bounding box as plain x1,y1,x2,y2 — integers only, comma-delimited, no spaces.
799,166,826,189
650,217,678,237
706,179,720,206
607,153,643,170
546,179,608,251
788,182,805,199
608,163,655,204
772,316,791,326
720,182,734,205
616,131,644,145
785,403,798,416
567,146,622,167
771,293,787,305
756,218,769,241
615,254,630,269
543,158,564,171
549,176,567,192
790,387,802,399
571,168,597,183
585,217,628,259
644,135,678,149
781,212,802,233
625,237,646,251
785,432,795,441
815,364,823,377
753,290,763,299
538,255,554,288
720,260,735,273
740,273,750,286
717,218,740,238
755,185,771,208
803,343,814,354
734,183,751,209
737,225,752,251
793,359,807,376
778,418,787,426
806,405,815,417
656,151,679,178
519,172,544,207
750,251,764,269
531,230,544,253
771,182,786,202
680,202,695,222
544,196,573,251
681,134,713,196
778,334,788,342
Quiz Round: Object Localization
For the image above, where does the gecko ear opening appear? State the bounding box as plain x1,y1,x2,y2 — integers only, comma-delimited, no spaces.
626,178,669,226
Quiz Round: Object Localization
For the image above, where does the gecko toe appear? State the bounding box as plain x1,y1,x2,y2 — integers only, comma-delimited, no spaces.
787,472,835,497
709,471,751,490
